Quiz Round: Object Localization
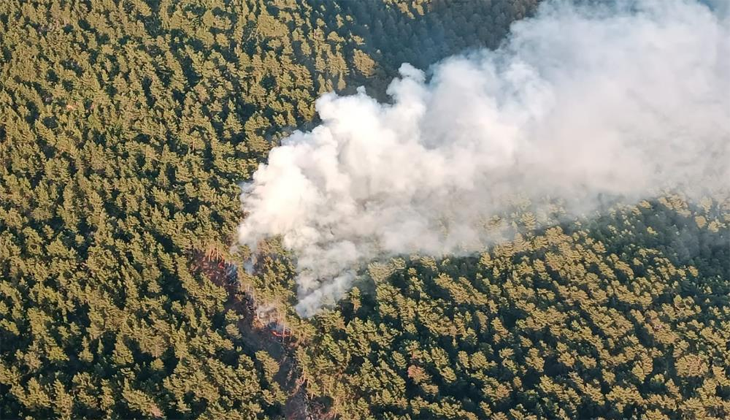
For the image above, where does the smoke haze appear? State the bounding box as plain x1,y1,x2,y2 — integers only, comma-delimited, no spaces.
238,0,730,317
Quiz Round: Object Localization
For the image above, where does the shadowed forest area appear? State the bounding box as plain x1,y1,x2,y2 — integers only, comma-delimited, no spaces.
1,0,728,419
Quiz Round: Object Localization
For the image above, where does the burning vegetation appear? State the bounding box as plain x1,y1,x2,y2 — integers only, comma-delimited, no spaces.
190,247,291,341
190,247,310,419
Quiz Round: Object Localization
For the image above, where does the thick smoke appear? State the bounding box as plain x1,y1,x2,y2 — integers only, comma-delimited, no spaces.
239,0,730,317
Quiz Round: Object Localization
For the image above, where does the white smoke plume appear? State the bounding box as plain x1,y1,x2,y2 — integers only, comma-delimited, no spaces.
239,0,730,317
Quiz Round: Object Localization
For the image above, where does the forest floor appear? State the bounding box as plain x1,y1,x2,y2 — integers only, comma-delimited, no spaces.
193,251,312,419
232,295,311,420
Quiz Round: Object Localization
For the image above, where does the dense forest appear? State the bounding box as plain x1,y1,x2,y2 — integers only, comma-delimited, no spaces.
0,0,728,419
299,196,730,418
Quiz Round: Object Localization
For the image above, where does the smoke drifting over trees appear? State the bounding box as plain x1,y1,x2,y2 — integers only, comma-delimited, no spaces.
239,0,730,317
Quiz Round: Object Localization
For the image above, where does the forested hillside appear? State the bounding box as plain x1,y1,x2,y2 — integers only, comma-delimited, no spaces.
1,1,728,419
301,196,730,418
